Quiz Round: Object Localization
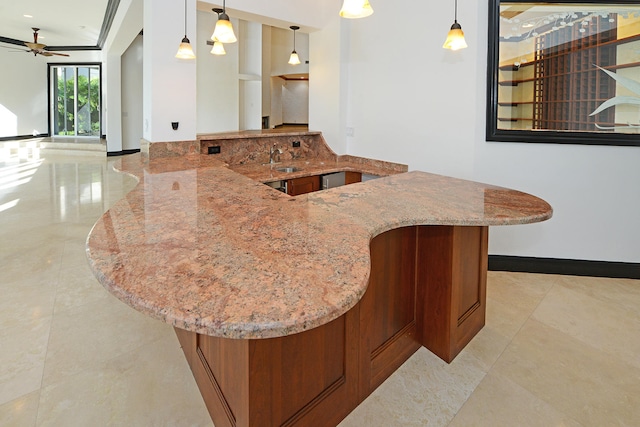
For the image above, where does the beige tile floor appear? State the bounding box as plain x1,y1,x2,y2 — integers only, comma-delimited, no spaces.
1,146,639,426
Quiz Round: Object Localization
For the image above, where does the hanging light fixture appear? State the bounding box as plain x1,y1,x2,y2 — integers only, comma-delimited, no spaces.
339,0,374,19
443,0,468,50
288,26,301,65
210,8,227,55
211,0,237,44
210,41,226,55
176,0,196,59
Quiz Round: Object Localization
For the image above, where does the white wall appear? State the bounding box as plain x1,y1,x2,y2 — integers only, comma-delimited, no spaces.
282,80,309,124
104,54,122,151
270,77,284,127
238,20,263,130
262,25,272,119
195,17,310,133
263,26,310,128
102,0,143,152
196,13,239,133
270,26,309,77
204,0,334,31
309,14,349,153
341,1,477,178
0,49,100,138
142,0,197,142
121,34,143,150
0,50,48,137
313,0,640,263
239,80,262,130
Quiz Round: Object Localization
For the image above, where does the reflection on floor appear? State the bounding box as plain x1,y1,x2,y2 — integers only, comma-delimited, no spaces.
1,148,639,426
0,138,106,160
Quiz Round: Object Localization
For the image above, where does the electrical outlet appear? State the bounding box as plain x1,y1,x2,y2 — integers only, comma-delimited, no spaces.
292,141,301,147
208,146,221,154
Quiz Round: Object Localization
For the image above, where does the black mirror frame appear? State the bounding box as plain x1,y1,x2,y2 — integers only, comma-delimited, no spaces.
486,0,640,147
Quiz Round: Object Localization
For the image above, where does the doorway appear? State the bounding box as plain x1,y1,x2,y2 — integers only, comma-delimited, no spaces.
49,64,101,137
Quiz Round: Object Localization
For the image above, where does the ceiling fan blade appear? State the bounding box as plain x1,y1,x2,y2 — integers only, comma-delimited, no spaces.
25,42,47,50
0,45,29,52
13,28,70,58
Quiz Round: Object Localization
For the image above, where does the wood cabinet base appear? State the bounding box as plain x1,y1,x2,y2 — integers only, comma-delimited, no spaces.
176,225,488,426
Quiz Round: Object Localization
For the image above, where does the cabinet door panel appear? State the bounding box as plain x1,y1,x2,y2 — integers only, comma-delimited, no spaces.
454,226,483,323
416,225,488,362
287,175,320,196
344,171,362,185
359,227,421,395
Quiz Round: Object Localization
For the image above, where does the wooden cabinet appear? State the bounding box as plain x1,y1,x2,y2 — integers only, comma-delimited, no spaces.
344,171,362,185
358,225,488,402
176,225,489,426
416,226,488,362
176,311,359,427
286,172,362,196
287,175,320,196
358,227,421,396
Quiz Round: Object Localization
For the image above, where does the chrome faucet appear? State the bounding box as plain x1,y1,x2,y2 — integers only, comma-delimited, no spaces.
269,143,281,164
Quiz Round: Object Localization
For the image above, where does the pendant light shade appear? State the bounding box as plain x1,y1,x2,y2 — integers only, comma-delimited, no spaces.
288,26,301,65
210,41,226,55
339,0,374,19
176,37,196,59
211,2,237,44
288,51,301,65
176,0,196,59
443,0,468,50
212,18,237,43
443,24,468,50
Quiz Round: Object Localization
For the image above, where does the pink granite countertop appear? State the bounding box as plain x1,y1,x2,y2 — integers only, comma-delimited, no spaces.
86,152,552,340
228,156,407,183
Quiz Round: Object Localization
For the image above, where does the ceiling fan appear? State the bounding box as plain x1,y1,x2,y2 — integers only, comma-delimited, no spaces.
23,27,70,57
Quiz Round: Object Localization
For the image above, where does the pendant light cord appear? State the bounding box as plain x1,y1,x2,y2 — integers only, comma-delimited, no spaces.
454,0,458,23
184,0,187,35
290,26,300,52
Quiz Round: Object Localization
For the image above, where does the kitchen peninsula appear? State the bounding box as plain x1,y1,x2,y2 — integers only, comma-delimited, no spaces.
86,131,552,427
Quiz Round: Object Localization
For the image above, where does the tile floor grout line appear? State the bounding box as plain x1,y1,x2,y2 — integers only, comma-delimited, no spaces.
446,272,555,426
34,190,70,427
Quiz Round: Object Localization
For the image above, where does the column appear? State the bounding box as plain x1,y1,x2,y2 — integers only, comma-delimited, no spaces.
143,0,197,143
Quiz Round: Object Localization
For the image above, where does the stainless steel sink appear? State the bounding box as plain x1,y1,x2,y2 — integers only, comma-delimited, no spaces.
276,166,301,173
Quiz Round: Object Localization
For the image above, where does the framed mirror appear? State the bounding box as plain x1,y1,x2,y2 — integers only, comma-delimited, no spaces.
486,0,640,146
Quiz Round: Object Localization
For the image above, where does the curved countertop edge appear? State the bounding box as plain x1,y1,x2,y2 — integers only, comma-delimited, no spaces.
87,253,372,340
86,153,552,340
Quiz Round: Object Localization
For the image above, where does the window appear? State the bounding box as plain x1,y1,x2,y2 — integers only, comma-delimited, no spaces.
49,64,101,137
486,0,640,146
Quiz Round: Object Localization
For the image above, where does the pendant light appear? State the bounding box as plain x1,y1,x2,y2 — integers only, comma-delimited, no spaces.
443,0,468,50
175,0,196,59
339,0,374,19
210,41,226,55
211,0,237,44
288,26,301,65
210,9,227,55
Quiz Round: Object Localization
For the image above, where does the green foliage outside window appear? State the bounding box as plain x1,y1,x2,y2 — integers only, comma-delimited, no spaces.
56,73,100,136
